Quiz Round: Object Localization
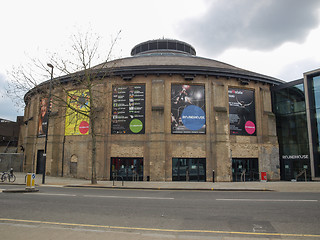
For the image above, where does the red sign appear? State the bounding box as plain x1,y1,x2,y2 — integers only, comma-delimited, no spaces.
261,172,267,181
245,121,256,135
79,121,89,135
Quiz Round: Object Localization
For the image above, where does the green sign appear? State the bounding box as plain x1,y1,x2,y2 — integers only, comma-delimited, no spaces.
129,119,143,133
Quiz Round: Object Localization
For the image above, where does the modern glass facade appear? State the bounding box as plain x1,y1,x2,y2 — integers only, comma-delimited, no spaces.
272,69,320,181
305,70,320,178
272,80,311,180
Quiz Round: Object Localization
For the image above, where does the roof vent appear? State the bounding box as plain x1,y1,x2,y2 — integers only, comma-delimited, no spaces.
131,39,196,56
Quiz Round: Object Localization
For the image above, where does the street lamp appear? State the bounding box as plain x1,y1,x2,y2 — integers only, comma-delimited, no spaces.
42,63,54,184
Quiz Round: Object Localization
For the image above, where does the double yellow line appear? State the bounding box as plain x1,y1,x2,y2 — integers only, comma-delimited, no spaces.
0,218,320,238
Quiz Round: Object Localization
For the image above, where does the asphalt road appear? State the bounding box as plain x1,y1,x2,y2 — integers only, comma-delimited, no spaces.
1,186,320,239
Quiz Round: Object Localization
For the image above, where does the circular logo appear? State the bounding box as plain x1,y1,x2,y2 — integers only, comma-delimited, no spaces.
245,121,256,135
181,105,206,131
79,121,89,134
129,119,143,133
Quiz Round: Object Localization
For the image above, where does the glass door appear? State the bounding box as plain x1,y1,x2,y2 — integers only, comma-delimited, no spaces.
232,158,259,182
172,158,206,182
281,158,311,181
111,157,143,181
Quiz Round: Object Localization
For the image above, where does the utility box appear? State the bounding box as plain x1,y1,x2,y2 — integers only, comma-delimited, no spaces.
260,172,267,182
26,173,36,189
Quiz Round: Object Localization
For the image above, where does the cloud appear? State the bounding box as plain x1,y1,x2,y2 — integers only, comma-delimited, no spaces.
177,0,320,56
0,73,24,121
277,58,320,81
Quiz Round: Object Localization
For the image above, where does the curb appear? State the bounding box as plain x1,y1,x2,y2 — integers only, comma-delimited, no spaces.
64,184,274,191
2,188,39,193
0,183,26,186
2,182,274,192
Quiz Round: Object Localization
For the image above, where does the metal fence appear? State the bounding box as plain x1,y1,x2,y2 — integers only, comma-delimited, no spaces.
0,153,23,172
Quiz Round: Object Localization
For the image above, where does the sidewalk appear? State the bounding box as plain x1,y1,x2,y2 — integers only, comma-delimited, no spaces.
2,172,320,192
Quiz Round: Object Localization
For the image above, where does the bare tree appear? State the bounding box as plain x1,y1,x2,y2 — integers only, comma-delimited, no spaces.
7,30,121,184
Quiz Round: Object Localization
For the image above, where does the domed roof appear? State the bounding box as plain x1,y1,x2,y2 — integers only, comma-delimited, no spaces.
25,39,283,102
92,39,282,85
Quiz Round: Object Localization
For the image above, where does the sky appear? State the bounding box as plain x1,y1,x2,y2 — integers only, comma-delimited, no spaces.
1,0,320,121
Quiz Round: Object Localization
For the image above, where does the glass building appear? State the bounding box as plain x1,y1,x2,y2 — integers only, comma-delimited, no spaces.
272,80,310,180
304,69,320,179
272,68,320,181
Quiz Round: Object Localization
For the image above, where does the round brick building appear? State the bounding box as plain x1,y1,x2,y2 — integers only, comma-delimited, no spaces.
21,39,283,182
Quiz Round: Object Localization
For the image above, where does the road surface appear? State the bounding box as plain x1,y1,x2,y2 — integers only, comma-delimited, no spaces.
1,185,319,239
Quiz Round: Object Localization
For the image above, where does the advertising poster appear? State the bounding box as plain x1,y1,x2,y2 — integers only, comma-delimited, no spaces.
228,88,256,136
38,98,49,137
65,90,90,136
171,84,206,134
111,85,145,134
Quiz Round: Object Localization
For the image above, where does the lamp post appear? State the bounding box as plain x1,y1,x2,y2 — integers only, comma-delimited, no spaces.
42,63,54,184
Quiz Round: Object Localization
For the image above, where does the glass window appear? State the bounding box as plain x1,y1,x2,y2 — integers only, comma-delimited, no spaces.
141,43,148,52
185,45,191,54
177,43,184,51
135,45,141,54
309,75,320,177
168,41,176,50
111,158,143,181
158,41,167,49
312,76,320,109
272,81,310,180
232,158,259,182
172,158,206,182
149,42,157,50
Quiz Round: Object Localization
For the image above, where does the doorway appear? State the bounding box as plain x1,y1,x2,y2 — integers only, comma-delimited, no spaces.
281,158,311,181
232,158,259,182
70,155,78,177
172,158,206,181
36,150,45,174
111,157,143,181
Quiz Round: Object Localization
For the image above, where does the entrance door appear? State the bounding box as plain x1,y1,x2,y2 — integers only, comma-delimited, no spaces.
36,150,45,174
232,158,259,182
111,158,143,181
172,158,206,182
281,158,311,181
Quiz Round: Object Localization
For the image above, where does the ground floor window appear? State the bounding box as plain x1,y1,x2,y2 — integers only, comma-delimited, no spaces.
232,158,259,182
172,158,206,182
110,157,143,181
281,158,311,181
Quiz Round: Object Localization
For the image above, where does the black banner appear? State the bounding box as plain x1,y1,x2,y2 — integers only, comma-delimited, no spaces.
171,84,206,134
228,88,256,136
111,85,145,134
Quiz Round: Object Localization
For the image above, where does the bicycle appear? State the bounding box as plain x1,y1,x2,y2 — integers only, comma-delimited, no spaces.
0,168,16,183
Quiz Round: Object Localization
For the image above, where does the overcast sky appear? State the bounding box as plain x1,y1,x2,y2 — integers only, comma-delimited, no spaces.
1,0,320,121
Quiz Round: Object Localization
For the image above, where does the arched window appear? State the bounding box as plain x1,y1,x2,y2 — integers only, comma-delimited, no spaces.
70,154,78,177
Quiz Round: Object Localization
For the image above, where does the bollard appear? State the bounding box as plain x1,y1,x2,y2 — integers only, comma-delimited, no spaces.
212,170,215,183
26,173,36,189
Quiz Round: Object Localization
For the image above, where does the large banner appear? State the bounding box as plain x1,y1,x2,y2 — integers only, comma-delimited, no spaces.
228,88,256,136
171,84,206,134
65,90,90,136
38,97,49,137
111,85,145,134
